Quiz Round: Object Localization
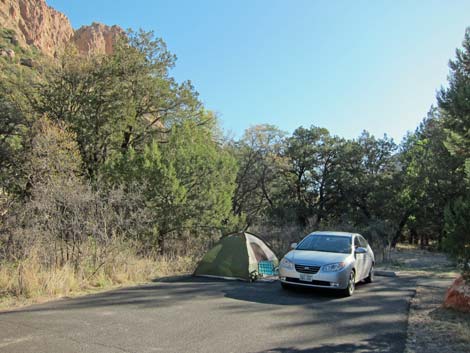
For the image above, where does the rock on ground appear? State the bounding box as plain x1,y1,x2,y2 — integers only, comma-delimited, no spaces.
444,276,470,312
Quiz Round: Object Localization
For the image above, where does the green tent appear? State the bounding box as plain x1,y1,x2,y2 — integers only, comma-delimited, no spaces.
194,232,279,281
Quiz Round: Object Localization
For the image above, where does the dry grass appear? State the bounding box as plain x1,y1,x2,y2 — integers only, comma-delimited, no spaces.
0,242,197,311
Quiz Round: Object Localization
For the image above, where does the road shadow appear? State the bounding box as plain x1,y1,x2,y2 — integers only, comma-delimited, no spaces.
0,275,415,316
0,276,334,316
220,276,414,307
256,332,404,353
158,275,362,304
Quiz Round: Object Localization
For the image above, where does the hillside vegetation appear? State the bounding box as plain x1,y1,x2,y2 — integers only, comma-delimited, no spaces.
0,26,469,305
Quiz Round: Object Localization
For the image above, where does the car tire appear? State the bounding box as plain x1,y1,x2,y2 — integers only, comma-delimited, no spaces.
364,265,374,284
341,270,355,297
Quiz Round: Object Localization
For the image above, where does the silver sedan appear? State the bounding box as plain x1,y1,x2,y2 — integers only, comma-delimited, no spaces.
279,231,375,296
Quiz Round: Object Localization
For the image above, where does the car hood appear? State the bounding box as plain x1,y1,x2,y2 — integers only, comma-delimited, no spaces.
286,250,352,266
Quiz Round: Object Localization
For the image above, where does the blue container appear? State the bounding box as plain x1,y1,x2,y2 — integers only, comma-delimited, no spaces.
258,261,275,276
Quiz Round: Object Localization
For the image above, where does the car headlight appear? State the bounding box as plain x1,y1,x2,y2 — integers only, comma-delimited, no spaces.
322,262,346,272
280,258,294,270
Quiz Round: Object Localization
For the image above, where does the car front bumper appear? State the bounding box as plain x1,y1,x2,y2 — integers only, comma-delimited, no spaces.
279,265,351,289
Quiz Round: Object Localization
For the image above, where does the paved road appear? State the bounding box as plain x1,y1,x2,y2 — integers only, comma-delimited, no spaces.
0,275,416,353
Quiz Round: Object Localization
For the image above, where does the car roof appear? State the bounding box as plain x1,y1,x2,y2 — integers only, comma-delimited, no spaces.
309,231,358,238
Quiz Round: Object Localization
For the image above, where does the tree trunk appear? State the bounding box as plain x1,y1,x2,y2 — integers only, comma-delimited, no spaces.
410,228,418,245
391,211,411,248
420,233,425,249
121,125,133,151
157,234,165,255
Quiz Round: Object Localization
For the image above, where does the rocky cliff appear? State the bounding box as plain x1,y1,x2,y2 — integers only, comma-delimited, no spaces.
74,22,124,55
0,0,123,56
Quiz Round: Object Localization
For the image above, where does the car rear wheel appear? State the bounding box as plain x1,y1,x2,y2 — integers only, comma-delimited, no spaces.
364,265,374,284
342,270,355,297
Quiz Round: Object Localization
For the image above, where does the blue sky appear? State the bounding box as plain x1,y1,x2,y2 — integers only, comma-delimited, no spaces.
49,0,470,142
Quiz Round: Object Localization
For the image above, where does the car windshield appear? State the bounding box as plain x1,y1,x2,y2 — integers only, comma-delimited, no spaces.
296,234,352,254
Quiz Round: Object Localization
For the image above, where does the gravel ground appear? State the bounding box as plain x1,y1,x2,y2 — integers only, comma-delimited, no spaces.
405,284,470,353
380,246,470,353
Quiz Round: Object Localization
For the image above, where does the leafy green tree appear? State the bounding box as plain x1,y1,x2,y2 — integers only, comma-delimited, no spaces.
435,28,470,268
104,119,238,254
438,27,470,180
0,53,41,195
399,111,466,246
444,196,470,278
104,139,185,253
232,124,285,227
36,31,203,179
334,131,398,225
0,84,27,193
164,119,239,235
282,126,343,226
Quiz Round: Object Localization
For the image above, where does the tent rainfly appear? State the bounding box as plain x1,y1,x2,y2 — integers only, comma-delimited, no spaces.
193,232,279,281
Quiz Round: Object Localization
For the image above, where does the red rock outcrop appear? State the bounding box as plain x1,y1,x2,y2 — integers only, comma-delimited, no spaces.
0,0,123,56
73,22,124,55
443,276,470,312
0,0,74,56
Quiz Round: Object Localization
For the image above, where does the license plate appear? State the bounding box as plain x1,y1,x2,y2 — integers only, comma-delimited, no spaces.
299,273,313,282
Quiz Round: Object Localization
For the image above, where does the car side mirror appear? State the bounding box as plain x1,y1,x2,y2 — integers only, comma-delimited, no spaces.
355,247,367,254
290,242,298,250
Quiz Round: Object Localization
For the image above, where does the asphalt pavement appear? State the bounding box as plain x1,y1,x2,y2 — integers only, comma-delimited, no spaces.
0,275,416,353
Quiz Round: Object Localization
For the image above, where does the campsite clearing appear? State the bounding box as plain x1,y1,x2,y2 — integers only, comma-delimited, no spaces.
1,247,461,353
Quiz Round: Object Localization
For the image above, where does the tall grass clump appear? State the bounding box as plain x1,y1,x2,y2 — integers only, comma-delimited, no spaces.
0,239,197,307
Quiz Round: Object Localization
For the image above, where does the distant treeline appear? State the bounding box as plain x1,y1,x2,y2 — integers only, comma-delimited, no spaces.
0,28,468,277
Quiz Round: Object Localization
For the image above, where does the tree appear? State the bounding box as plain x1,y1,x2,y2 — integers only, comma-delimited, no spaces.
0,84,27,193
6,117,90,267
104,119,238,254
399,110,466,247
232,124,285,227
438,27,470,180
281,126,343,226
444,197,470,278
334,131,399,226
435,27,470,271
104,139,185,253
28,117,82,188
36,31,203,179
164,119,239,236
0,70,37,195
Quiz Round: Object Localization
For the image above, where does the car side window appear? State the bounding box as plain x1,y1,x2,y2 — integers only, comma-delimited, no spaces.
354,237,361,248
359,236,368,248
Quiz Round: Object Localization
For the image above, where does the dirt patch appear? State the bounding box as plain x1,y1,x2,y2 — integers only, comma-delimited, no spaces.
382,246,457,274
405,285,470,353
380,246,469,353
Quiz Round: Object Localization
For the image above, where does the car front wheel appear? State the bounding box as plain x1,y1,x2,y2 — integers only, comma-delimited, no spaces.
281,282,292,290
342,270,355,297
